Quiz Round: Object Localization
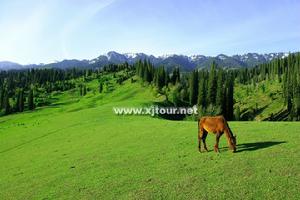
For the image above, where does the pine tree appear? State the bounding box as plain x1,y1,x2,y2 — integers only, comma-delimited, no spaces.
197,78,206,108
215,70,224,114
99,82,103,93
0,88,4,109
143,65,150,82
79,85,83,96
19,89,24,112
16,89,20,112
139,60,144,78
156,67,166,90
4,93,11,115
225,75,234,120
189,70,198,105
172,84,181,107
28,89,34,110
207,62,217,105
171,67,180,84
146,60,154,82
83,85,87,96
293,84,300,120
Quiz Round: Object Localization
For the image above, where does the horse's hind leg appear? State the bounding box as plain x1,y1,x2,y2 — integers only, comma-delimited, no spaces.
202,131,209,152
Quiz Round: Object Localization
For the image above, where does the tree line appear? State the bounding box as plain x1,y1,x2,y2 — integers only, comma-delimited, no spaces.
1,53,299,120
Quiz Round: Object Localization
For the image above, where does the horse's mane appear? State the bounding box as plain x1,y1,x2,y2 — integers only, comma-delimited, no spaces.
226,122,234,138
223,117,234,138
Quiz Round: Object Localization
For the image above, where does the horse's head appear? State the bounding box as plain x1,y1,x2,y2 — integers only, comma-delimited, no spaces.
231,135,237,152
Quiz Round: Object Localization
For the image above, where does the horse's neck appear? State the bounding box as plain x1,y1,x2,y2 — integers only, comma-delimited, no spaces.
225,126,233,139
228,127,234,138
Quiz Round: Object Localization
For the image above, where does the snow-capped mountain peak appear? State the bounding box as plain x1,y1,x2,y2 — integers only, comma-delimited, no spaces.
0,52,295,71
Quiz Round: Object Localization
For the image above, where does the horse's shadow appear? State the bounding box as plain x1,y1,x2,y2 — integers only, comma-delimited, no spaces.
235,141,286,153
217,141,286,152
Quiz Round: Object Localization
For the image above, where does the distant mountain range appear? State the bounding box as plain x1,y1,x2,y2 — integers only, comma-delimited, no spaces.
0,51,291,71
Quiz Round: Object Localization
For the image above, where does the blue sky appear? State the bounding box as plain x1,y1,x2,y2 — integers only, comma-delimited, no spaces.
0,0,299,64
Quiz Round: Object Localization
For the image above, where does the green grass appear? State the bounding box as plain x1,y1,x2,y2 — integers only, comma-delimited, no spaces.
0,78,299,199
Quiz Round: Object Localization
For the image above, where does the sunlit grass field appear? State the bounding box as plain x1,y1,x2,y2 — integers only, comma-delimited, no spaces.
0,79,299,199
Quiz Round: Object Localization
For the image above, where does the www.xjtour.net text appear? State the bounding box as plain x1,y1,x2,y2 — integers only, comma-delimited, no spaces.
113,106,198,116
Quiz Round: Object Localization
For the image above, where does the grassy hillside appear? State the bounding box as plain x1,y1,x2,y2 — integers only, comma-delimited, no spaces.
0,76,299,199
235,79,286,121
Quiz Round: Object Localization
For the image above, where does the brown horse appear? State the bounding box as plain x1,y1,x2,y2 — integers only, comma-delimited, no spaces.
198,115,236,153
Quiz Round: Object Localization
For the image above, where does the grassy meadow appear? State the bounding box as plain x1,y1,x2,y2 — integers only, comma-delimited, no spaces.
0,78,299,199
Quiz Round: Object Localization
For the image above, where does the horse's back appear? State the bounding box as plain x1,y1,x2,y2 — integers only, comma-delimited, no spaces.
200,115,226,124
199,115,227,133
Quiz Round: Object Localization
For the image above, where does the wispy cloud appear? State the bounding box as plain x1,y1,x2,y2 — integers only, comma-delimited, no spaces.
0,0,299,63
60,0,116,59
0,2,49,62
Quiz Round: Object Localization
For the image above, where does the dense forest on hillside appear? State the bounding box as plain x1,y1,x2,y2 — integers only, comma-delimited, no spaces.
0,53,299,121
135,53,300,121
0,64,134,115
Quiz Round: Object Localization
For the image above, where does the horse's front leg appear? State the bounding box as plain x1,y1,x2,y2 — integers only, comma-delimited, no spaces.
214,133,221,153
198,134,202,153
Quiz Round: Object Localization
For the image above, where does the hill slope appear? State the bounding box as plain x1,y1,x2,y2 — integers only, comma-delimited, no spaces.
0,77,299,199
